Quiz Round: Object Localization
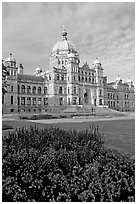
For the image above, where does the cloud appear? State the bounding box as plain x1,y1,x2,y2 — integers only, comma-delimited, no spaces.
2,2,135,82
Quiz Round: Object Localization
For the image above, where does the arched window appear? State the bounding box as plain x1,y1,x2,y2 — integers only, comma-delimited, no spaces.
21,85,25,93
27,86,31,94
44,87,47,95
32,86,36,94
17,85,20,93
38,87,41,94
59,86,63,95
78,76,80,81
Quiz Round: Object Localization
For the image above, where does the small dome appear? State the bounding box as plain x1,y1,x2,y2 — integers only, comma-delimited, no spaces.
126,78,132,83
93,58,101,64
35,66,42,72
5,53,16,62
116,75,122,81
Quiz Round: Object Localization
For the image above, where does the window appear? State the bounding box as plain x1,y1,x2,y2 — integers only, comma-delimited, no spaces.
92,78,94,83
73,97,77,105
82,77,84,81
32,86,36,94
61,75,64,81
44,98,48,105
85,77,87,82
78,76,80,81
11,70,13,76
89,72,91,75
68,77,69,81
14,70,16,76
68,98,70,105
11,109,14,112
38,87,41,94
21,97,25,105
74,76,76,81
11,95,13,104
73,87,76,94
59,86,63,94
99,90,102,97
27,97,31,105
49,75,51,80
33,98,36,105
59,98,63,105
85,72,87,75
27,86,31,94
68,88,70,95
38,98,41,105
11,86,13,92
108,93,110,99
89,78,91,82
57,74,60,80
125,94,126,100
44,87,47,95
21,85,25,93
17,85,20,93
18,97,20,105
99,99,102,105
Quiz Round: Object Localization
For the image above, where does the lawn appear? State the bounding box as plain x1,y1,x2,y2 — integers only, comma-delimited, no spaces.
2,119,135,156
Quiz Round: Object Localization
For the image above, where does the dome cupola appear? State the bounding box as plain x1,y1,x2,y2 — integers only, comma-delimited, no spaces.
51,26,78,56
4,53,16,67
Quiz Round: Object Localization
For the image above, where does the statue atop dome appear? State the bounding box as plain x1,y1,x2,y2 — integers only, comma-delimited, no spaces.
61,25,67,40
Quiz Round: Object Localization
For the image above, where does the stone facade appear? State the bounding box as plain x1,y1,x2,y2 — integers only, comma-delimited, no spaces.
2,28,135,114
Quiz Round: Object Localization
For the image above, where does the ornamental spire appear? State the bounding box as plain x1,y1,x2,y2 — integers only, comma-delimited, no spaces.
61,25,67,40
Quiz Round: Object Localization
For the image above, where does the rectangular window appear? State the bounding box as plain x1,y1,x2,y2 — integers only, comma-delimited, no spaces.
44,98,48,105
11,95,13,104
73,87,76,94
11,86,13,92
21,97,25,105
38,98,41,105
18,97,20,105
27,97,31,105
33,98,36,105
73,97,77,105
59,98,63,105
68,98,70,105
57,74,60,80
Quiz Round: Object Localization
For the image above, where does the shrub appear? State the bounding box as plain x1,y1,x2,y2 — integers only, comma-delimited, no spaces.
2,125,135,202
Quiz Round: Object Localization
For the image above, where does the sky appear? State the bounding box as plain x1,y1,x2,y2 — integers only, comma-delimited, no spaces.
2,2,135,83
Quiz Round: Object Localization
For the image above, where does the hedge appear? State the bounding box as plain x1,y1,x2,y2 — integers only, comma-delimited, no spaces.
2,125,135,202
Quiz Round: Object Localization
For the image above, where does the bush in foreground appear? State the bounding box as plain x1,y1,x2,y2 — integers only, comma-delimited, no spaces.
2,126,135,202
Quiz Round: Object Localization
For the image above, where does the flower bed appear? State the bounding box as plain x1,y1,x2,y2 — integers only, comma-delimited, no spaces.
2,125,135,202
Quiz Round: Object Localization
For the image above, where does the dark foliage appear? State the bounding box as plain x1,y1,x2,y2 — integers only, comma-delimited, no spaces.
3,125,135,202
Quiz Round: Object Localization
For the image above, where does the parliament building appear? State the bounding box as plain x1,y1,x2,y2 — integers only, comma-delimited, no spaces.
2,28,135,114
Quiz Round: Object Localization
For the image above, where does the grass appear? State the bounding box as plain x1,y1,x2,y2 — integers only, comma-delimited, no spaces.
2,119,135,156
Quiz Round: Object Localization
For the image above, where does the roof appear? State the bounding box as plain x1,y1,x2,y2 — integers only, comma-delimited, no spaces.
17,74,44,82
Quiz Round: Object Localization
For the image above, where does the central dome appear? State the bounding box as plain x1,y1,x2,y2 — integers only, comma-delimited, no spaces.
52,27,77,55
